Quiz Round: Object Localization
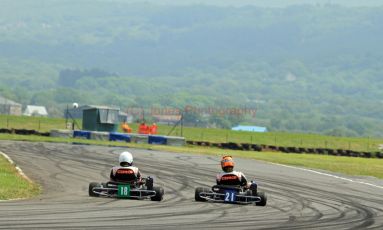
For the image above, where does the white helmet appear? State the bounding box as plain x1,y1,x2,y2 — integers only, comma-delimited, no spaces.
119,151,133,166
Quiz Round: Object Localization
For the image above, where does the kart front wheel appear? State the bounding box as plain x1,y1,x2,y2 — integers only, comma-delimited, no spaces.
151,186,164,201
89,182,101,197
256,191,267,206
195,187,209,202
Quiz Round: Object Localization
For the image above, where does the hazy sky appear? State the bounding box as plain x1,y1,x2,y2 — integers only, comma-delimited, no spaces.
102,0,383,7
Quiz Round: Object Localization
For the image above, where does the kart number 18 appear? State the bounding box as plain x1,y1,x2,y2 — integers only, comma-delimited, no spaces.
224,190,236,202
118,185,131,198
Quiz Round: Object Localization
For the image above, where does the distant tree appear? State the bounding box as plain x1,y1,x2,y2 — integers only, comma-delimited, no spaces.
58,68,118,87
58,69,83,87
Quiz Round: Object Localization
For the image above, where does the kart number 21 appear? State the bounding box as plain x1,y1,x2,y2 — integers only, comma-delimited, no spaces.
224,190,236,202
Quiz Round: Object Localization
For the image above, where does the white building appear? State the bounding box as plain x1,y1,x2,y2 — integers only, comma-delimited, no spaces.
24,105,48,117
0,96,22,115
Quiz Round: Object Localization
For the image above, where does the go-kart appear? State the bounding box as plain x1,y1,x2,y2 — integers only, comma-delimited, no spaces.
89,176,164,201
195,182,267,206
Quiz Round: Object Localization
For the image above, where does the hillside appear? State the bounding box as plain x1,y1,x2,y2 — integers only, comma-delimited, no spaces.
0,1,382,136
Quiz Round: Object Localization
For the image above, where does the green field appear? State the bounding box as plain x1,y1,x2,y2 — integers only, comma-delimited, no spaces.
0,154,41,200
0,115,71,132
0,115,382,152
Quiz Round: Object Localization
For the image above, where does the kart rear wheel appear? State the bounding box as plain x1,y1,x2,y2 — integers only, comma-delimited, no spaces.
256,191,267,206
195,187,209,202
151,186,164,201
89,182,101,197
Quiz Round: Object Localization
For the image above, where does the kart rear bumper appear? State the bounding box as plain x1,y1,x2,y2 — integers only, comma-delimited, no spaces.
199,191,262,204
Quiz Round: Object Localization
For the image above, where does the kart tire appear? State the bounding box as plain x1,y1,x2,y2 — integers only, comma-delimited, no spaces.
256,191,267,206
151,186,164,201
243,190,254,203
195,187,209,202
89,182,101,197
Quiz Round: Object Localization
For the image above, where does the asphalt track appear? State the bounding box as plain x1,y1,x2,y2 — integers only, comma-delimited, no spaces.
0,140,382,229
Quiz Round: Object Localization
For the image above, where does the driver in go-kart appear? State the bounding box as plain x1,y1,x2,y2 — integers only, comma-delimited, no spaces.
110,151,142,185
216,156,257,193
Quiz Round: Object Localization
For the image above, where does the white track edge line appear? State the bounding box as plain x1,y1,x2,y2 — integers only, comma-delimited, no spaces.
270,162,383,190
0,151,33,183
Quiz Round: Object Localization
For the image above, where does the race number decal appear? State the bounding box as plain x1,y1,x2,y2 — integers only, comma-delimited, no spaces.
117,185,131,198
224,190,236,203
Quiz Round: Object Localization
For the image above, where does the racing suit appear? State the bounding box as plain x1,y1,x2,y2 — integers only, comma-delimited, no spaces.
216,171,258,193
110,166,142,184
216,171,248,186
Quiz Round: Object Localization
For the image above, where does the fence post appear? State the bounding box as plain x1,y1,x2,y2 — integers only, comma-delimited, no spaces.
38,120,41,131
7,118,9,128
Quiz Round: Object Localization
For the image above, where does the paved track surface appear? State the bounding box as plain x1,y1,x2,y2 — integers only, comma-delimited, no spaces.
0,141,382,229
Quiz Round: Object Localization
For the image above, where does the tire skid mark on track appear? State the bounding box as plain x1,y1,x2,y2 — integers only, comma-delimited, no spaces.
261,178,378,229
0,141,382,229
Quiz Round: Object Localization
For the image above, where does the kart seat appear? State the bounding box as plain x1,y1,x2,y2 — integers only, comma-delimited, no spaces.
212,184,243,193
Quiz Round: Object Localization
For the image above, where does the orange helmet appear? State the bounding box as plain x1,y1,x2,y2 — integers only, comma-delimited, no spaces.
221,156,234,172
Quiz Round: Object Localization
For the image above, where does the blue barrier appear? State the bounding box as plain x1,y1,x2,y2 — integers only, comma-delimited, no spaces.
109,132,131,142
51,130,184,146
73,130,91,139
148,135,167,145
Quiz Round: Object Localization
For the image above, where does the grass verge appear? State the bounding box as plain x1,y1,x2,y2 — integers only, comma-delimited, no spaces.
143,145,383,179
0,154,41,200
0,133,382,179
